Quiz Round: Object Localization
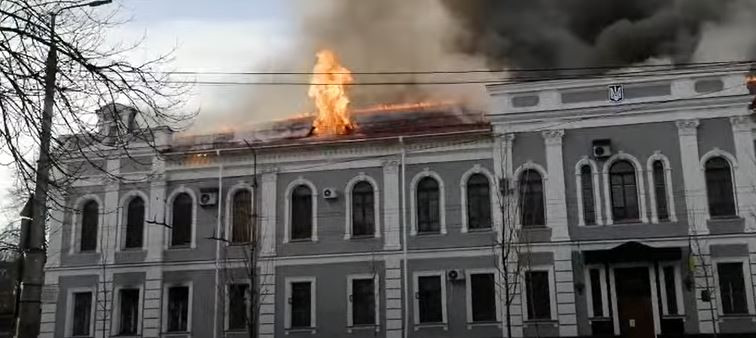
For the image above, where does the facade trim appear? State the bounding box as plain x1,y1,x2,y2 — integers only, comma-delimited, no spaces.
459,165,497,233
646,152,678,223
165,185,198,249
116,189,150,251
344,173,382,240
575,157,603,226
601,151,649,225
409,169,447,236
69,194,105,254
283,177,319,243
224,181,255,243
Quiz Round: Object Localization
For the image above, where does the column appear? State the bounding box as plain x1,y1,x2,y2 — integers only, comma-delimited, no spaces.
142,267,163,337
38,272,59,338
257,259,276,338
730,115,756,232
260,171,278,256
383,160,401,250
676,119,708,235
554,247,577,336
102,169,120,264
95,271,114,338
542,129,569,241
384,257,403,338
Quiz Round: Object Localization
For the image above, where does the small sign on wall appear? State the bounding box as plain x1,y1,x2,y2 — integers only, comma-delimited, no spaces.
608,84,624,102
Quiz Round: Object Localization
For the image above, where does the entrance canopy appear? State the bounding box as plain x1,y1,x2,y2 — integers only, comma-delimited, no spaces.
583,241,682,264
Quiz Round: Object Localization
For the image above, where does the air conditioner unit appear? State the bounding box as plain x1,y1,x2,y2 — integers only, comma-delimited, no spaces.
199,191,218,206
322,187,338,200
592,139,612,159
447,269,465,282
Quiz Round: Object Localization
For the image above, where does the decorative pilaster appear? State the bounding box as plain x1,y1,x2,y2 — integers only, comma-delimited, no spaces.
503,133,516,178
142,267,163,337
554,247,578,336
384,257,403,338
730,115,756,231
542,130,569,241
102,160,120,264
261,171,278,256
257,258,276,338
383,160,401,250
676,119,708,235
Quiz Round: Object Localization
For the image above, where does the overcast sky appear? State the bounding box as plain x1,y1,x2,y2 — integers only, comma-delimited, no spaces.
1,0,297,228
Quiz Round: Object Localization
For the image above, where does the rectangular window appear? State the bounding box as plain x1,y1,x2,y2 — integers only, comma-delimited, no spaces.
351,278,376,326
118,288,140,335
589,269,603,317
290,281,313,328
653,162,669,221
228,284,249,331
417,275,443,323
525,271,551,320
167,286,189,332
470,273,496,322
718,262,748,314
72,292,92,336
662,266,679,315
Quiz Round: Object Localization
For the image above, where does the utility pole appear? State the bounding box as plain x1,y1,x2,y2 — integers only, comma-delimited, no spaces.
15,2,112,337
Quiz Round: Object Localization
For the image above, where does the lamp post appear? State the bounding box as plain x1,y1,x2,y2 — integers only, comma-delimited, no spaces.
15,1,111,337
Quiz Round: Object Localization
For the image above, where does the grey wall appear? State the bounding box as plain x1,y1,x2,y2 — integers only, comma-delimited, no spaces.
162,269,218,338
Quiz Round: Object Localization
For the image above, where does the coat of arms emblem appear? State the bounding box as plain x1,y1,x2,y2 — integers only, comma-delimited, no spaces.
608,84,624,102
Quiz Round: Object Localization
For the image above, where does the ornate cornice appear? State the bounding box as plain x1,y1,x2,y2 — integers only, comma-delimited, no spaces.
675,119,700,136
542,129,565,145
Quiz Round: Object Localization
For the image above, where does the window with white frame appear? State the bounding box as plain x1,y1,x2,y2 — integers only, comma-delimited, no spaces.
164,284,191,332
68,290,94,337
466,174,492,230
80,200,99,252
171,193,193,247
414,272,447,324
291,185,314,241
116,288,141,335
227,283,250,331
416,177,441,234
524,269,553,321
286,277,316,329
609,160,640,222
347,274,379,327
124,197,145,249
717,262,749,314
351,181,376,237
651,161,670,222
580,165,597,226
519,169,544,227
705,157,737,218
467,272,497,323
231,189,253,243
585,266,608,318
659,264,684,316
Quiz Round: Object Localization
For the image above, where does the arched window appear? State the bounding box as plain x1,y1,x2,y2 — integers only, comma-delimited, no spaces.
417,177,440,233
519,169,544,226
231,190,252,243
291,185,313,240
467,174,491,230
705,157,736,217
352,181,375,237
610,161,639,222
171,193,193,247
652,161,669,222
124,197,145,249
580,165,596,225
80,200,99,252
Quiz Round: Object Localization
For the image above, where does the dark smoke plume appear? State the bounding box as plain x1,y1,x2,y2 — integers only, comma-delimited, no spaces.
439,0,756,72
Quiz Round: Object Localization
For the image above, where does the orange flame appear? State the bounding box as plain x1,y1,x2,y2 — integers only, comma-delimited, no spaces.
308,49,355,136
356,100,459,114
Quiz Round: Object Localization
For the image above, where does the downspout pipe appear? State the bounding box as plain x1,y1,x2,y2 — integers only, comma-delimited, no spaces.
214,149,224,338
399,136,409,338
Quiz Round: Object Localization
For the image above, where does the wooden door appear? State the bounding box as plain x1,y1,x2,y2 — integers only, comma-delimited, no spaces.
615,267,655,338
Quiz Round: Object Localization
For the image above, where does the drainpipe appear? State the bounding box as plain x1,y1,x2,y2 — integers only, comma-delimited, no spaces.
399,136,409,338
214,149,224,338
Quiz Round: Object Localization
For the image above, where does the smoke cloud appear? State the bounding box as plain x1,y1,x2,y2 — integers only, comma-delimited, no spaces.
439,0,756,71
195,0,756,132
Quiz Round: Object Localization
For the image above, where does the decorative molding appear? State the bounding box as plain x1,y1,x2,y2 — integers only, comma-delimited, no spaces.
283,177,318,243
601,151,649,224
729,115,752,132
675,119,700,136
575,157,603,226
646,151,678,223
343,173,381,240
165,185,198,249
541,129,565,145
699,148,738,169
459,165,497,233
409,169,447,236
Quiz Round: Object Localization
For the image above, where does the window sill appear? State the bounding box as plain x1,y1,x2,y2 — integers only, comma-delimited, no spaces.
611,219,642,225
466,321,501,329
285,327,316,335
718,313,755,320
349,235,377,240
662,314,686,321
588,317,612,322
521,225,548,229
346,325,380,333
288,238,316,243
415,232,444,236
163,331,191,336
523,319,558,327
167,245,193,250
467,227,493,233
118,247,145,252
226,241,252,247
413,323,448,331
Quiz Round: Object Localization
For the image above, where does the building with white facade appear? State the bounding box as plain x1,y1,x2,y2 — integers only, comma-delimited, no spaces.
40,67,756,338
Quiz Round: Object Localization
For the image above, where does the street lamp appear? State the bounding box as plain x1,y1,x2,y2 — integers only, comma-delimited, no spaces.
15,1,112,337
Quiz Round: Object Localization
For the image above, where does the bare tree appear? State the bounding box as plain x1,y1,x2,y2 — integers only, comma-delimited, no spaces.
1,1,191,335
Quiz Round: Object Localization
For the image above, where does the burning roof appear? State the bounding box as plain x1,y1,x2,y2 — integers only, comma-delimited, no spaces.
171,103,489,152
